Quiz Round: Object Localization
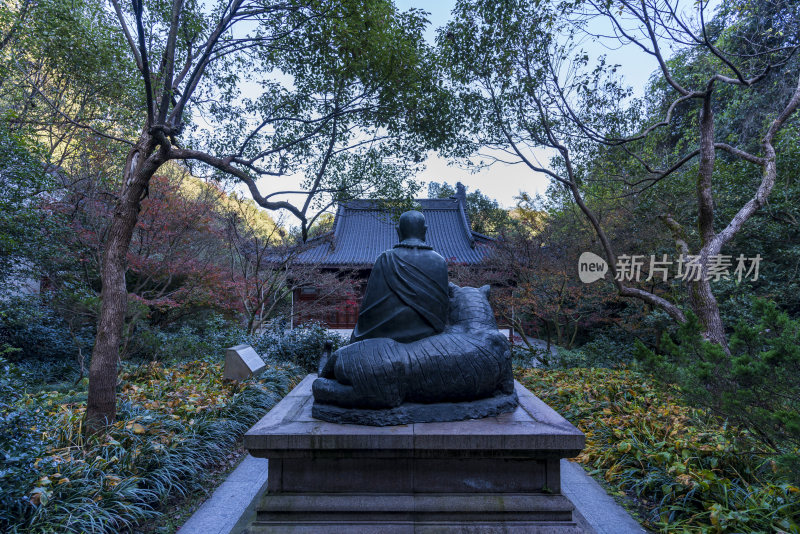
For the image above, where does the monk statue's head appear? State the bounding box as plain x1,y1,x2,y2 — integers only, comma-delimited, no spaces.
396,210,427,244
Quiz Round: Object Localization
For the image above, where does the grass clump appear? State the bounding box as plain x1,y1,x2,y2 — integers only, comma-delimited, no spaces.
517,367,800,533
0,359,302,534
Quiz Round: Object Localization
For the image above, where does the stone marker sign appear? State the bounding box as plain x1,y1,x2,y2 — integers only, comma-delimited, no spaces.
223,344,265,381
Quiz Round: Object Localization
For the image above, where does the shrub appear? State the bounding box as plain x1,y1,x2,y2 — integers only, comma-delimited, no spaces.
126,315,340,373
15,359,87,392
512,333,635,370
518,367,800,533
551,335,635,369
250,321,344,372
635,299,800,481
510,342,560,368
0,358,55,530
126,313,248,362
0,296,92,364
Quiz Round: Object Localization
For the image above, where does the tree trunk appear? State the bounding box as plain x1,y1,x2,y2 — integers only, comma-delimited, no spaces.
690,93,729,352
688,275,728,349
544,322,551,352
568,319,579,349
85,135,164,433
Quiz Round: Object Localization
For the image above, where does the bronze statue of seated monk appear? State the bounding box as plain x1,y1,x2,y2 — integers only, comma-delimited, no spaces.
312,210,518,425
349,210,449,344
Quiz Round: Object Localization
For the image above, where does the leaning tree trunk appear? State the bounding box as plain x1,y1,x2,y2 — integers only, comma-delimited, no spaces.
689,95,730,352
85,136,164,433
688,276,728,348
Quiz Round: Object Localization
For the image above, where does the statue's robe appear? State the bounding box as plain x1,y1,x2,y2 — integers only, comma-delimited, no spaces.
314,284,516,411
350,242,449,344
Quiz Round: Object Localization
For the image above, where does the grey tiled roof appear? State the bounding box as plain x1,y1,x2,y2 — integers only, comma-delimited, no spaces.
294,198,494,266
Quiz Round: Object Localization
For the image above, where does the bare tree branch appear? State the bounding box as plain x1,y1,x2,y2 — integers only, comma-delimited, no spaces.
709,74,800,255
109,0,143,71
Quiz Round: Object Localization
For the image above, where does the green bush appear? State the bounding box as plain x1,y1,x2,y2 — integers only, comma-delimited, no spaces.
126,316,343,373
0,297,93,364
551,339,630,369
126,313,248,362
512,333,635,370
251,321,344,372
0,358,55,529
635,299,800,481
3,298,340,377
511,345,553,368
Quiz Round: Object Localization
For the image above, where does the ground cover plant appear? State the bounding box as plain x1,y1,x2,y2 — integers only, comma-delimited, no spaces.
517,367,800,533
0,356,303,534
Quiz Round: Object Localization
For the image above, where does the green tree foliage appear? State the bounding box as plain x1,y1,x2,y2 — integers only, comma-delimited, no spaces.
440,0,800,350
0,0,139,170
636,300,800,480
305,212,335,239
624,0,800,318
0,124,51,283
2,0,454,429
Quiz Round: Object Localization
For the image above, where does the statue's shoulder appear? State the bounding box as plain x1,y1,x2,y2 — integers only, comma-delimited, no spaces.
429,248,447,263
376,247,398,260
418,247,447,267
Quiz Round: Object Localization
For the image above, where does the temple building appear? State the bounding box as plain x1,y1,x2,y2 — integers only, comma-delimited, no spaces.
291,186,495,331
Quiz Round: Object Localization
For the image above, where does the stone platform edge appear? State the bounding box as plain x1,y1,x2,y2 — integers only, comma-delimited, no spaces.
244,374,585,456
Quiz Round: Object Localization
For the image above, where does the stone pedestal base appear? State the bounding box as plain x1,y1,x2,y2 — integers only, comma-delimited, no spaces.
243,375,586,533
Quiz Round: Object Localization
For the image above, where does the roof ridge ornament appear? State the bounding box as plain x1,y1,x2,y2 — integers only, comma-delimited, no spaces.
454,183,476,249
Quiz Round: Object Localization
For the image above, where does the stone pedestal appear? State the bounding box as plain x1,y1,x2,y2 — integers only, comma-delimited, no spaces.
243,375,586,533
